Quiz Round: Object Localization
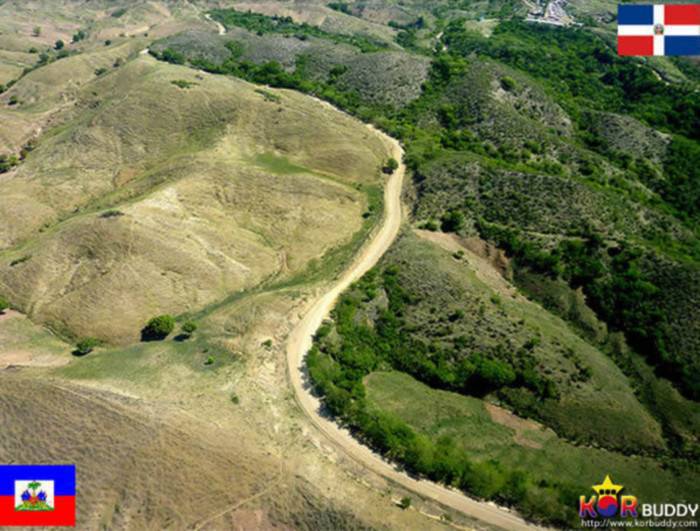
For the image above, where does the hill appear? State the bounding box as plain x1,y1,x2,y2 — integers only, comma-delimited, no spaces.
0,55,389,343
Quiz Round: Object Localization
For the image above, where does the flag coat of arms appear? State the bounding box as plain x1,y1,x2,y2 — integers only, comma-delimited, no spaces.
618,4,700,56
0,465,76,526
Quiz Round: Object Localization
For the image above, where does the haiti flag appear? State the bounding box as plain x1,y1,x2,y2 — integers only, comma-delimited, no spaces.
618,4,700,56
0,465,76,526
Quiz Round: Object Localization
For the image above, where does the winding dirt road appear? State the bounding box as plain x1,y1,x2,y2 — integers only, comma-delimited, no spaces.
286,123,543,530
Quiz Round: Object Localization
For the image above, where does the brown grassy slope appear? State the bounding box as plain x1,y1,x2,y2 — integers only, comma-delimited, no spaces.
0,57,389,344
0,374,377,530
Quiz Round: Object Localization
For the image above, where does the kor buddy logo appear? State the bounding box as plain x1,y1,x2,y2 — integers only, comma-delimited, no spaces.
579,475,637,518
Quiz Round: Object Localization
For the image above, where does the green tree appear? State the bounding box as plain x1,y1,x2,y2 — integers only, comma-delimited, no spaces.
75,337,99,356
141,314,175,341
54,40,65,50
181,321,198,338
72,30,87,43
440,210,465,233
383,157,399,174
500,76,517,91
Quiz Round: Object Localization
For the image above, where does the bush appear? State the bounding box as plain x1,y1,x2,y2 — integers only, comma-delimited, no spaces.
0,296,9,313
160,48,185,65
72,30,87,43
440,210,465,233
383,157,399,174
54,40,64,50
399,497,412,509
74,337,99,356
181,321,198,337
500,76,517,91
141,314,175,341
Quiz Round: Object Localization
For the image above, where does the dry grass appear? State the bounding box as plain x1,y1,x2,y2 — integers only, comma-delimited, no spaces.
0,57,389,343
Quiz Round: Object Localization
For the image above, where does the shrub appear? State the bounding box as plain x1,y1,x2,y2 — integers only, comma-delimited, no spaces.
171,79,197,89
0,296,9,313
181,321,198,337
399,497,412,509
500,76,517,91
440,210,465,233
72,30,87,43
160,48,185,65
54,40,64,50
421,219,439,231
204,355,215,365
383,157,399,174
94,67,108,77
74,337,99,356
141,314,175,341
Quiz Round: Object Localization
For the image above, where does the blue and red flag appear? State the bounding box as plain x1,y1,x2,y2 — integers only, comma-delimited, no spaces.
618,4,700,56
0,465,76,527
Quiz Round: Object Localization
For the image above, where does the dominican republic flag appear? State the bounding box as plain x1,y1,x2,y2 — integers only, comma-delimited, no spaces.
618,4,700,56
0,465,76,526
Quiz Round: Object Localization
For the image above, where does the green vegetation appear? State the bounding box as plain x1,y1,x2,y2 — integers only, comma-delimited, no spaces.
254,88,281,103
0,154,18,173
72,30,87,44
156,1,700,415
365,371,699,527
209,8,388,53
181,321,197,339
141,315,175,342
171,79,197,89
0,296,9,313
442,20,700,141
382,157,399,174
74,337,99,356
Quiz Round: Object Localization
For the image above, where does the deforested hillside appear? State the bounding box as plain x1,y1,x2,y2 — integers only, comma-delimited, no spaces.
0,55,390,343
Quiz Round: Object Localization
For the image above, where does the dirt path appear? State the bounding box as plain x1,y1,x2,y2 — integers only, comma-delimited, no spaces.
285,118,543,530
204,13,227,35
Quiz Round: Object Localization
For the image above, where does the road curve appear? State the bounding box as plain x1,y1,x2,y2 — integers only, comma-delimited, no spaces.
285,121,544,531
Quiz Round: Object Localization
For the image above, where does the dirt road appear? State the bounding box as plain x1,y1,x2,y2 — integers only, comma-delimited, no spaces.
286,121,543,530
204,13,227,35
